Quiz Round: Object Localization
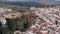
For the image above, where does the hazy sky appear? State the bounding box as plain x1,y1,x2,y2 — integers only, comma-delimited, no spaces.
0,0,60,1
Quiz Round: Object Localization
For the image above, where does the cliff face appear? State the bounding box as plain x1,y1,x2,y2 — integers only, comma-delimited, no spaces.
23,11,32,24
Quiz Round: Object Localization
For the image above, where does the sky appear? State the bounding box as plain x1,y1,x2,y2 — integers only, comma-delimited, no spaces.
0,0,60,2
0,0,60,3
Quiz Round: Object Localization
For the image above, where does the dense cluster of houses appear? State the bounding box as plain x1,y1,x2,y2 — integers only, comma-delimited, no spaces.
28,7,60,34
14,7,60,34
0,7,60,34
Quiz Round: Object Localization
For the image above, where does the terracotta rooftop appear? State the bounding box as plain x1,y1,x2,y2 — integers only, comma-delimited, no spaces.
0,14,4,18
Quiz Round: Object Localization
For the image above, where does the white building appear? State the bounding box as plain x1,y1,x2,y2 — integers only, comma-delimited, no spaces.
0,15,6,26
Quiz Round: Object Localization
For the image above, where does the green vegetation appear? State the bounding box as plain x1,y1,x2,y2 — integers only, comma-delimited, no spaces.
2,17,23,34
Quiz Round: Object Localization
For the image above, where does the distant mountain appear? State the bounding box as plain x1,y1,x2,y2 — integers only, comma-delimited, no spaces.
0,0,60,5
0,1,59,7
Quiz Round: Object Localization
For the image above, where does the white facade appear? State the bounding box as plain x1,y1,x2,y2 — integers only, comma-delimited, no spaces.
0,18,6,25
